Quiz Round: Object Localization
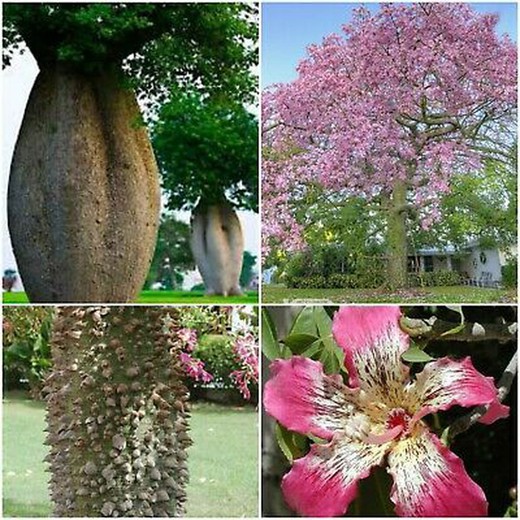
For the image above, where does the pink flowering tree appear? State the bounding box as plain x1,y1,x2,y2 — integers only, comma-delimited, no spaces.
263,4,517,288
262,305,517,516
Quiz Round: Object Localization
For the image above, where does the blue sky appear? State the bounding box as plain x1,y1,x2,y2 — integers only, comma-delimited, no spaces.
262,2,518,87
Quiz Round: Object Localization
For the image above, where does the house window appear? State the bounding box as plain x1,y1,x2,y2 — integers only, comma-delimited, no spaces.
424,256,434,272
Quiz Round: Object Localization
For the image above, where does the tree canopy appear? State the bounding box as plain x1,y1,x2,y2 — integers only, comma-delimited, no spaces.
3,3,258,109
153,91,258,211
262,3,517,254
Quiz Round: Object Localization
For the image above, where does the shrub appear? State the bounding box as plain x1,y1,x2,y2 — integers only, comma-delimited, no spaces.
326,273,357,288
190,333,258,402
433,270,461,286
502,259,517,289
3,307,54,396
192,334,238,386
295,275,327,289
408,270,461,287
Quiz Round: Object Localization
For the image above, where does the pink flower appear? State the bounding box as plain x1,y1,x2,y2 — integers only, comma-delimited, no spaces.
177,328,197,352
231,333,259,400
179,352,213,383
264,306,508,517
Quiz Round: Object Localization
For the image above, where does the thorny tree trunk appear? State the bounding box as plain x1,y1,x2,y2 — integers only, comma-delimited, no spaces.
8,66,160,303
190,201,244,296
45,307,191,517
386,180,408,289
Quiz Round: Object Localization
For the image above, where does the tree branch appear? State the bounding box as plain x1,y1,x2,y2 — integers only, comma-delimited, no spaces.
402,317,517,343
447,351,517,442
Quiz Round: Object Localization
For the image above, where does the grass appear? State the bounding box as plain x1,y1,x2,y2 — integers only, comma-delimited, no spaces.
3,392,258,517
262,284,517,303
3,290,258,304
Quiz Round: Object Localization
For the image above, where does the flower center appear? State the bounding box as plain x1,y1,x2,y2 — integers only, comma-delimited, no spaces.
386,407,411,433
365,407,412,445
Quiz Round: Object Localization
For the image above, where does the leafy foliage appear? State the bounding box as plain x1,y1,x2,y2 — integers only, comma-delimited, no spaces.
263,306,344,374
240,250,257,288
501,258,518,289
153,90,258,210
283,248,386,289
3,3,258,108
3,307,54,395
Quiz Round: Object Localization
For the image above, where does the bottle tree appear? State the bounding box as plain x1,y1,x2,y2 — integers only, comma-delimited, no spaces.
3,3,256,302
152,90,258,296
262,3,516,288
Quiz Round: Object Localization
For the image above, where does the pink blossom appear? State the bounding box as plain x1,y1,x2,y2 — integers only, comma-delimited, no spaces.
177,327,197,352
264,306,508,517
180,352,213,383
230,332,259,400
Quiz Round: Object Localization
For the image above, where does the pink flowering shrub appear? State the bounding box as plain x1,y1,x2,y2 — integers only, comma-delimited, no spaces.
176,327,213,384
230,332,259,400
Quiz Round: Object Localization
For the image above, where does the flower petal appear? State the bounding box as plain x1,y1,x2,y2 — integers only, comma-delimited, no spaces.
332,306,410,402
478,398,510,425
409,357,508,423
282,438,388,517
264,356,359,439
387,431,487,517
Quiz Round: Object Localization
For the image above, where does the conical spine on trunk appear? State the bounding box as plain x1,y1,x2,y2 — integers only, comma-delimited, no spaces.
190,201,244,296
8,67,160,303
45,306,191,517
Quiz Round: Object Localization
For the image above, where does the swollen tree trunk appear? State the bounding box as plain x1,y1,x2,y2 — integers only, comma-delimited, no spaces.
386,180,408,289
45,306,191,517
190,201,244,296
8,67,160,303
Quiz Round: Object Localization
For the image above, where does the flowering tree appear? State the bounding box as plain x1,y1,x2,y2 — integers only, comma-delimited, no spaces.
263,306,517,516
263,3,517,288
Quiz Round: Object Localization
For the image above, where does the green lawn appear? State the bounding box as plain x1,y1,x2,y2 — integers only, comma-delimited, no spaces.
262,284,516,303
3,290,258,304
3,392,258,517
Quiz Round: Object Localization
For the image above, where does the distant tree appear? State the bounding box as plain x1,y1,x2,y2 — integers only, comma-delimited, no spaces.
240,251,257,289
145,214,194,290
152,90,258,295
2,269,18,292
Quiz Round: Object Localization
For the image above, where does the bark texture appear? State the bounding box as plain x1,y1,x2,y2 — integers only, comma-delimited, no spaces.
45,307,191,517
190,202,244,296
8,67,160,302
386,180,408,289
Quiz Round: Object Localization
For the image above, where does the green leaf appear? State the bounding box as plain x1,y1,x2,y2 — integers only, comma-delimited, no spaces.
275,423,307,463
319,346,341,374
299,339,323,358
440,426,451,446
261,309,280,360
313,307,332,337
284,333,318,353
401,346,435,363
289,307,318,337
